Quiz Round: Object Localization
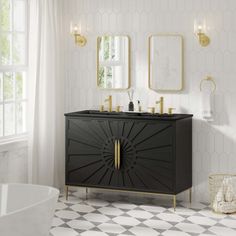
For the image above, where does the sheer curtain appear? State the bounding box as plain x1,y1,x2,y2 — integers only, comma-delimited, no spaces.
28,0,65,189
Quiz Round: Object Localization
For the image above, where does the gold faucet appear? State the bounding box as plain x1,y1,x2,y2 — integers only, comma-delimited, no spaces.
104,95,112,112
156,97,164,114
168,107,175,115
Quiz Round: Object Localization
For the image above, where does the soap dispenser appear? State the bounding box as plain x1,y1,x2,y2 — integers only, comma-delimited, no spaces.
137,100,142,112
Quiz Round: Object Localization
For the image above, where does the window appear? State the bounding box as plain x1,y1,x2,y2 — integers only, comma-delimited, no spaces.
0,0,27,139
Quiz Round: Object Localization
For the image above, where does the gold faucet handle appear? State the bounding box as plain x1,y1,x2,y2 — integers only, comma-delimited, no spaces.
115,105,123,112
148,107,155,114
156,97,164,104
168,108,175,115
99,105,104,112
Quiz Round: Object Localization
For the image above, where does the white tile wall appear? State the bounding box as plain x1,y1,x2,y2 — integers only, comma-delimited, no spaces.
63,0,236,202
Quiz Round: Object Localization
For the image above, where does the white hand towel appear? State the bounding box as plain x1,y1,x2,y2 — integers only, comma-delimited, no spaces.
201,91,214,121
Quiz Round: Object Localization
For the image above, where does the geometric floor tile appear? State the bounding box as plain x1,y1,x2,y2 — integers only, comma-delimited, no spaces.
219,218,236,228
51,191,236,236
157,213,185,222
51,217,65,227
55,202,68,210
112,216,141,226
126,209,154,219
50,227,78,236
111,201,137,210
80,231,109,236
143,219,172,230
180,201,207,210
208,226,236,236
55,210,80,220
175,222,205,234
97,223,126,234
83,213,110,223
129,226,160,236
162,230,191,236
168,207,196,216
198,209,226,219
66,220,95,230
70,204,95,213
187,215,217,226
97,206,124,216
85,199,109,207
139,205,166,213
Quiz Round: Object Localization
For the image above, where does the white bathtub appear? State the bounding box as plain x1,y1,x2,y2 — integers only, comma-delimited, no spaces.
0,183,59,236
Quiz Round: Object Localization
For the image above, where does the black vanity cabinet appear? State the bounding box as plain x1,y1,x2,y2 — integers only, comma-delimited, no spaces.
65,111,192,195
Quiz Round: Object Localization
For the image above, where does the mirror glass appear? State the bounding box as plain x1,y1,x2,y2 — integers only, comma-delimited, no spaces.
97,35,130,89
149,35,183,91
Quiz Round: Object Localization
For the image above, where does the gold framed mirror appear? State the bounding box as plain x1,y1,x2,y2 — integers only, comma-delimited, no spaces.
148,34,183,92
97,35,130,90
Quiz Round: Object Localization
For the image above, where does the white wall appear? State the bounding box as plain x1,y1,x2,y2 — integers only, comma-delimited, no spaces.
0,147,28,183
63,0,236,202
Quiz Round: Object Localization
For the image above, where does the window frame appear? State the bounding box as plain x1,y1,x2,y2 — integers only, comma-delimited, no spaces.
0,0,28,146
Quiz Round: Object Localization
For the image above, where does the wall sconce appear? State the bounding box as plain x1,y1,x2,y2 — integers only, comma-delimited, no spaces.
194,20,210,47
70,22,87,47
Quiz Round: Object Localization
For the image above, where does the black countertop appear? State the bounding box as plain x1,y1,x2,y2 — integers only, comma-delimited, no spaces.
65,110,193,121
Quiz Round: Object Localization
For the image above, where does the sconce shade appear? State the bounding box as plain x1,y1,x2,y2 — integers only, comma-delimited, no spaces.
70,22,87,47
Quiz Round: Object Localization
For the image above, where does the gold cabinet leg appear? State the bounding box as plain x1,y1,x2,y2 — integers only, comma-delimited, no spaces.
189,188,192,204
173,195,176,211
65,186,69,200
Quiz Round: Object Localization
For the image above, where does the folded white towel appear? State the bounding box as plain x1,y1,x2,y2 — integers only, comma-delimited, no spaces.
201,91,214,121
213,176,236,213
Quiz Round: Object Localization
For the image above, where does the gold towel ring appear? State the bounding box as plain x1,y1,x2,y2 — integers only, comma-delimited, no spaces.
200,76,216,92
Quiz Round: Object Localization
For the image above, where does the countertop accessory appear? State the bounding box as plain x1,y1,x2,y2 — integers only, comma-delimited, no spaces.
128,89,134,111
137,100,142,112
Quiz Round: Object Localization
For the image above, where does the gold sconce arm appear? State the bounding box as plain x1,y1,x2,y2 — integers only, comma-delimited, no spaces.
197,32,210,47
74,34,87,47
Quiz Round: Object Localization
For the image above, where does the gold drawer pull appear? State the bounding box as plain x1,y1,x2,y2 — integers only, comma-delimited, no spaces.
114,140,117,169
117,140,120,170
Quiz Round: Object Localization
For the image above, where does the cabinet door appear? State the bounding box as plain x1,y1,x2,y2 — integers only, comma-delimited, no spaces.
66,118,174,193
118,120,174,193
66,118,121,188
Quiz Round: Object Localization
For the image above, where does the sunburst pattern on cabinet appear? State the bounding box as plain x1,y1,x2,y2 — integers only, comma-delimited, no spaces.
66,117,178,193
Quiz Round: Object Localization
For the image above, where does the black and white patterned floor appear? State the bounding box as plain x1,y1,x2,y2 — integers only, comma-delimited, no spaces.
50,191,236,236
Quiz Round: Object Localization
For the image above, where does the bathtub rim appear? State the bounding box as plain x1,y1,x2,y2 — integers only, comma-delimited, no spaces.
0,183,59,219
